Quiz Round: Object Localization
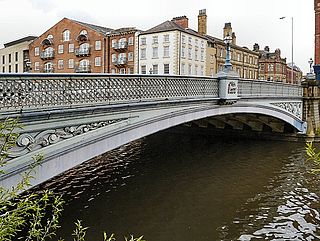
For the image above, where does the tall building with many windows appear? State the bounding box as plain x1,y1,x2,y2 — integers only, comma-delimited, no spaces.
136,16,206,76
29,18,113,73
0,36,36,73
109,28,139,74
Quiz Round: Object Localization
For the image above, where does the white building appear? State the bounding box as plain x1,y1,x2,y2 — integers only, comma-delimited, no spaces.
135,16,206,76
0,36,36,73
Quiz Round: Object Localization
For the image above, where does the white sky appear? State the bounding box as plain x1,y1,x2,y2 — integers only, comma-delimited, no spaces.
0,0,314,73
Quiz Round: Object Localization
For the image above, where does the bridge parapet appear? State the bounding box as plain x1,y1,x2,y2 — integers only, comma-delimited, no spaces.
0,74,303,113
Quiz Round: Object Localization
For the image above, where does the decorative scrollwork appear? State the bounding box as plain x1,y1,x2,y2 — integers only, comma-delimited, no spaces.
271,102,302,119
8,119,128,158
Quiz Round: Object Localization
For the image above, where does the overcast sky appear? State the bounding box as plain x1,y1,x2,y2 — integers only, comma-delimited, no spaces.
0,0,314,73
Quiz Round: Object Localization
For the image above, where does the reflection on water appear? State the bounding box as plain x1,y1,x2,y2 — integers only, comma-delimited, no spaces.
36,132,320,241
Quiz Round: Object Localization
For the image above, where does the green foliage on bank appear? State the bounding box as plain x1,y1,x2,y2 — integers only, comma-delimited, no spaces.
0,118,145,241
306,142,320,173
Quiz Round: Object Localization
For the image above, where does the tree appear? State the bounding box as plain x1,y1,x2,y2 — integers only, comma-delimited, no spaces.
306,142,320,173
0,118,145,241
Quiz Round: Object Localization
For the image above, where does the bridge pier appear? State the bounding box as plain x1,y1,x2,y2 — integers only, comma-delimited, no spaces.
302,75,320,137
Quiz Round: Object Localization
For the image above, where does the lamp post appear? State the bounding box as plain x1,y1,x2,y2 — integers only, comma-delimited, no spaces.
223,34,233,71
280,16,294,83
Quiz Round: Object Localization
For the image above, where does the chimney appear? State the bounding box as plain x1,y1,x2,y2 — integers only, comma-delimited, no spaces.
232,32,236,45
198,9,207,35
172,16,189,29
223,22,232,39
253,43,260,51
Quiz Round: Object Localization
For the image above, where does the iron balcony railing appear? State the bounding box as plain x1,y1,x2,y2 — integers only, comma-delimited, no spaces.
112,41,128,51
40,51,54,60
75,65,91,73
75,47,91,56
0,74,302,110
41,67,54,73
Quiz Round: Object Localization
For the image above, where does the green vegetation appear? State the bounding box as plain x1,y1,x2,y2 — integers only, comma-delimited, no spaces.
306,142,320,173
0,118,145,241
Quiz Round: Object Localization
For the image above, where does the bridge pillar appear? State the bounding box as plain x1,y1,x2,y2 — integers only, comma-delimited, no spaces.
302,74,320,136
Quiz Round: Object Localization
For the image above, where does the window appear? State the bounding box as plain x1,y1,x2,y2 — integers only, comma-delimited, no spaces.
188,64,192,75
163,46,169,57
9,54,11,63
195,39,198,46
112,54,117,63
128,37,134,45
2,55,4,64
35,62,39,71
58,45,64,54
68,59,74,69
95,57,101,66
195,65,198,75
188,47,192,59
200,66,204,76
268,64,274,72
112,39,117,48
80,30,87,35
164,64,169,74
237,53,241,61
2,66,4,72
152,64,158,74
47,34,53,40
15,64,18,73
188,37,192,44
152,47,158,58
95,40,102,50
182,35,186,44
140,37,146,45
69,43,74,53
128,67,134,74
182,47,185,58
35,47,40,56
128,52,133,61
141,65,146,74
200,50,204,61
58,60,64,70
8,65,11,73
140,48,146,59
63,30,70,41
195,49,198,61
111,68,116,74
15,52,18,62
152,36,158,44
164,34,169,43
181,63,185,75
120,68,126,74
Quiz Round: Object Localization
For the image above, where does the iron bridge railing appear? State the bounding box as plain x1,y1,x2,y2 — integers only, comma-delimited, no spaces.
0,74,303,111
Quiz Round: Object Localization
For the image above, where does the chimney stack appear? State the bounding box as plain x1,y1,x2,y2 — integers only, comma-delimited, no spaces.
223,23,232,39
198,9,207,35
253,43,260,52
172,16,189,29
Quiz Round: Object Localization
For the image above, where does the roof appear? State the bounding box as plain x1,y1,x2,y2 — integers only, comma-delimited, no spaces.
205,34,258,55
4,36,37,48
141,20,206,39
109,27,140,36
72,19,113,35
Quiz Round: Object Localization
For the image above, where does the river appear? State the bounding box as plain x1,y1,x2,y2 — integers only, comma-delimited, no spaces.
38,130,320,241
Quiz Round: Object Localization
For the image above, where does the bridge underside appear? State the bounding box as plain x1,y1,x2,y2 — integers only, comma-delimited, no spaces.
0,100,306,190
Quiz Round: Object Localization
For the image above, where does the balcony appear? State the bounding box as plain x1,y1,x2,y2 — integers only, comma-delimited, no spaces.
75,65,91,73
40,51,54,60
113,41,128,52
75,47,91,57
115,57,128,67
42,67,54,73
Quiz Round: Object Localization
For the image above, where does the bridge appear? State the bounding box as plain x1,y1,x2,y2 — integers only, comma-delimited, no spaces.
0,73,308,190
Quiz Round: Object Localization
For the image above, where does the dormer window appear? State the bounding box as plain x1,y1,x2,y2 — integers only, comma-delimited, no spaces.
63,30,71,41
80,30,87,35
77,30,89,42
47,34,53,40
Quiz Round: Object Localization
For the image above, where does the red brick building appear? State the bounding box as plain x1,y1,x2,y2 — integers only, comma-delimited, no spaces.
315,0,320,64
108,28,138,74
286,63,303,84
255,45,287,82
29,18,113,73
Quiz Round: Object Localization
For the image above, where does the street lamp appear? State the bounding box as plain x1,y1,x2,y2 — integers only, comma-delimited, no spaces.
223,34,233,71
280,16,294,83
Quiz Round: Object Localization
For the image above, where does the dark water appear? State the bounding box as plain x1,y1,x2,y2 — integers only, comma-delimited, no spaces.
39,132,320,241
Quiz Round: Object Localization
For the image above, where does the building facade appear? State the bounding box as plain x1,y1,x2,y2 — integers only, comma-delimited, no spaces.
256,45,287,82
196,10,259,79
0,36,36,73
286,63,303,84
109,28,138,74
29,18,112,73
136,16,206,76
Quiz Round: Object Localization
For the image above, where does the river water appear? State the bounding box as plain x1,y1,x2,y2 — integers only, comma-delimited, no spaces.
39,131,320,241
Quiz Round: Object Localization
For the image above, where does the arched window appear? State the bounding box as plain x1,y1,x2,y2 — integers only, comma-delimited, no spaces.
79,59,90,67
63,30,71,41
44,62,53,72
